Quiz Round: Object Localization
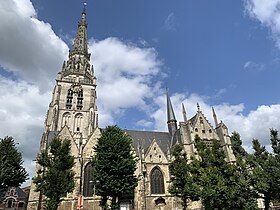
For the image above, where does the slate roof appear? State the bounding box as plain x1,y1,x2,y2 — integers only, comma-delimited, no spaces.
189,114,197,127
170,129,183,148
124,129,171,155
47,131,58,145
15,187,27,198
46,128,172,155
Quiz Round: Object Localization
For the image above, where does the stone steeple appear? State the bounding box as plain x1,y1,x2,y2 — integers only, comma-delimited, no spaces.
58,6,95,85
41,5,98,136
28,5,99,209
166,90,177,137
70,8,89,58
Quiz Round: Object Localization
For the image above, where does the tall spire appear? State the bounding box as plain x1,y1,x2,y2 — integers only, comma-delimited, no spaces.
166,89,177,137
167,91,176,122
69,4,89,58
59,2,95,84
182,103,187,122
212,107,218,128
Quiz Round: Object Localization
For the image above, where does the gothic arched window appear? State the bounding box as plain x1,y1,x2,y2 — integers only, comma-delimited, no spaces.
74,114,83,132
83,162,93,197
62,112,71,127
150,167,165,194
66,89,73,109
77,90,83,110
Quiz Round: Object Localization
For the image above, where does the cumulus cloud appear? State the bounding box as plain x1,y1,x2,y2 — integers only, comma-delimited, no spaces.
0,76,51,185
89,38,162,126
0,0,164,185
2,0,280,188
0,0,68,91
151,91,280,149
245,0,280,48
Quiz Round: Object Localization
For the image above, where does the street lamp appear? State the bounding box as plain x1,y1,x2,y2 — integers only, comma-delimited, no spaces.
89,180,99,210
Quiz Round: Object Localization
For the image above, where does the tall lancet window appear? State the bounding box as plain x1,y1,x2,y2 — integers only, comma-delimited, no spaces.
83,162,93,197
62,112,71,128
77,89,83,110
66,89,73,109
74,114,83,132
150,167,165,194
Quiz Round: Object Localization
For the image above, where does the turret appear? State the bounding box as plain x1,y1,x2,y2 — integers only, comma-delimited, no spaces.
212,107,218,128
166,91,177,137
182,103,187,123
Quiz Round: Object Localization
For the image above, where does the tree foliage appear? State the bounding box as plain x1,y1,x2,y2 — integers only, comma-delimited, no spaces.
169,144,199,210
189,136,258,210
92,125,138,210
189,138,234,210
33,137,75,210
169,130,280,210
230,132,258,210
249,129,280,210
0,136,28,196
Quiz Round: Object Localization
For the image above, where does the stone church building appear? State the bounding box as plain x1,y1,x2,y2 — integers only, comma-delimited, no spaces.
27,7,235,210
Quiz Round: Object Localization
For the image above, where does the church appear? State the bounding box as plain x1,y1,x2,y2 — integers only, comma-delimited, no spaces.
27,6,235,210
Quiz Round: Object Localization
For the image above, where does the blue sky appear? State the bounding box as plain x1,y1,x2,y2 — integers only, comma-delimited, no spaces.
1,0,280,184
32,0,280,111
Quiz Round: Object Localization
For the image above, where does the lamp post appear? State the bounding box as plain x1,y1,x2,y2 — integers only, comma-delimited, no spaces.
90,180,99,210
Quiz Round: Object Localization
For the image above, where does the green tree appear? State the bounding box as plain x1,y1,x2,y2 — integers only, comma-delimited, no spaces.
92,125,138,210
33,137,75,210
250,129,280,210
0,136,28,196
189,136,255,210
169,144,199,210
230,132,258,210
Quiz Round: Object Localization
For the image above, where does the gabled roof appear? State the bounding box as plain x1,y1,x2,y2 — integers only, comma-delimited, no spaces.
188,111,215,131
124,129,170,155
15,187,26,198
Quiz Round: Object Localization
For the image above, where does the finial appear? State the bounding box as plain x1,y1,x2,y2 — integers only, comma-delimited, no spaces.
197,102,200,112
83,0,88,14
182,103,188,122
212,107,218,128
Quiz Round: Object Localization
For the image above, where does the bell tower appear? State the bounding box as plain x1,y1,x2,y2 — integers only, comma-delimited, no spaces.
27,4,100,210
45,6,98,140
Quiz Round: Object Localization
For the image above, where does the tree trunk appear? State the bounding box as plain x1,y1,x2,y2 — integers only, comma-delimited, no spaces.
203,201,212,210
100,196,108,210
182,195,187,210
264,197,270,210
111,196,119,210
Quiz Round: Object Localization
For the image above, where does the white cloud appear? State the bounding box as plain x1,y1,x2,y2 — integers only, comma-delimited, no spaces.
163,12,176,31
0,76,51,185
244,60,264,72
1,0,280,188
136,120,153,128
245,0,280,48
151,91,280,149
89,38,162,126
0,0,68,91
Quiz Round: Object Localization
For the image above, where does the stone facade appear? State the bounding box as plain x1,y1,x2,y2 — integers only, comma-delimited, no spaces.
27,7,236,210
0,187,28,210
